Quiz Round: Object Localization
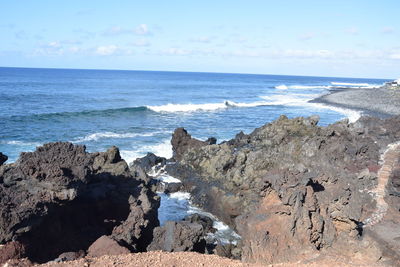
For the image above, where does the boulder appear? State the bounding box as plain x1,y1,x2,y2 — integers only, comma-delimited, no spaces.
0,152,7,165
167,115,400,265
0,142,159,263
54,251,85,262
147,221,206,253
87,236,130,258
0,241,26,264
130,153,167,184
171,128,215,161
184,214,215,233
157,181,183,194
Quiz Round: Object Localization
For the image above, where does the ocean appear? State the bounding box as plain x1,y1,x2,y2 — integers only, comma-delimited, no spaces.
0,67,389,163
0,67,390,243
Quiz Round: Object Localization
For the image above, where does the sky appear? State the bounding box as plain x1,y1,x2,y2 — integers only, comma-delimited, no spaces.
1,0,399,78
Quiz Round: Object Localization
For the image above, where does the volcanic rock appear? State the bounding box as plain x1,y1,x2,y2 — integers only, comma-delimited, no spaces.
0,142,160,263
171,128,215,161
0,241,27,264
147,221,206,253
87,236,130,258
130,153,166,184
0,152,7,165
167,115,400,265
184,214,215,233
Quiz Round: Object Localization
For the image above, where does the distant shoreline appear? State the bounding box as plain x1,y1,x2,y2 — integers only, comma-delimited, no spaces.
311,86,400,119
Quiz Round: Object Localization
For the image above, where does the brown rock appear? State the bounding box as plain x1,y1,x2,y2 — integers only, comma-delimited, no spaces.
0,142,159,263
87,236,130,257
0,241,26,264
147,221,206,253
167,115,400,265
171,128,213,161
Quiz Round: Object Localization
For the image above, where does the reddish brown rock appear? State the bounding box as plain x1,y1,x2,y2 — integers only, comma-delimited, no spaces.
0,241,27,264
87,236,130,257
167,115,400,265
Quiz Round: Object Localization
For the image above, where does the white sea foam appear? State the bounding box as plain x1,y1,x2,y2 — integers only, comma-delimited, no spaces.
311,103,361,123
275,85,288,90
0,140,41,146
120,150,142,165
275,84,331,90
73,131,157,143
158,174,182,183
331,82,381,88
259,94,361,122
120,139,173,164
147,100,276,113
147,102,227,112
187,205,241,245
259,94,315,106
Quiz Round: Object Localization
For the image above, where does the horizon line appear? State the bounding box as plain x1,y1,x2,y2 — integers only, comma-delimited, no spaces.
0,65,393,80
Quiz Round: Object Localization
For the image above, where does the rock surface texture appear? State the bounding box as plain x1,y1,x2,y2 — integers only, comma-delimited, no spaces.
167,115,400,266
0,142,160,264
0,152,7,165
147,221,206,253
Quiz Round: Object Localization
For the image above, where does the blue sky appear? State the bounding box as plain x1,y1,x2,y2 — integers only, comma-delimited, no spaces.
1,0,399,78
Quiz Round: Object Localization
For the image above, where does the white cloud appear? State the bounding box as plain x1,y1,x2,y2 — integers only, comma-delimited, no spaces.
389,53,400,60
134,24,149,35
103,24,151,36
96,45,118,56
48,41,61,48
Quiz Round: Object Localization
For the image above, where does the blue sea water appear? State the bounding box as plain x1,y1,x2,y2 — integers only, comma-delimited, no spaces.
0,67,390,163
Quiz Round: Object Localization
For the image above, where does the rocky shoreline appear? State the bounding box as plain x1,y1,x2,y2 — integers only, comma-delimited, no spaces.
1,114,400,266
311,86,400,118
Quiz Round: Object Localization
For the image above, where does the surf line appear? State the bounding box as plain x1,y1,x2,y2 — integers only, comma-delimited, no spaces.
363,141,400,227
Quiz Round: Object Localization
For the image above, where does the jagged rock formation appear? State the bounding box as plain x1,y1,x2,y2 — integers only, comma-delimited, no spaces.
0,142,160,264
167,115,400,265
171,128,216,161
0,152,7,165
147,221,206,253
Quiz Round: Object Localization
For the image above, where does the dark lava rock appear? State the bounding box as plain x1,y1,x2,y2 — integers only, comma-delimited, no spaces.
171,128,215,161
167,115,400,265
184,214,215,233
0,152,7,165
0,142,159,263
147,221,206,253
130,152,167,184
157,181,183,194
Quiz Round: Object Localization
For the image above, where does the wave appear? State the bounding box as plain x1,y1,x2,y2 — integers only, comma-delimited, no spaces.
275,84,331,90
0,140,42,147
7,106,149,120
147,100,275,113
330,82,382,88
120,139,173,164
147,102,228,112
72,131,159,143
259,94,361,122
